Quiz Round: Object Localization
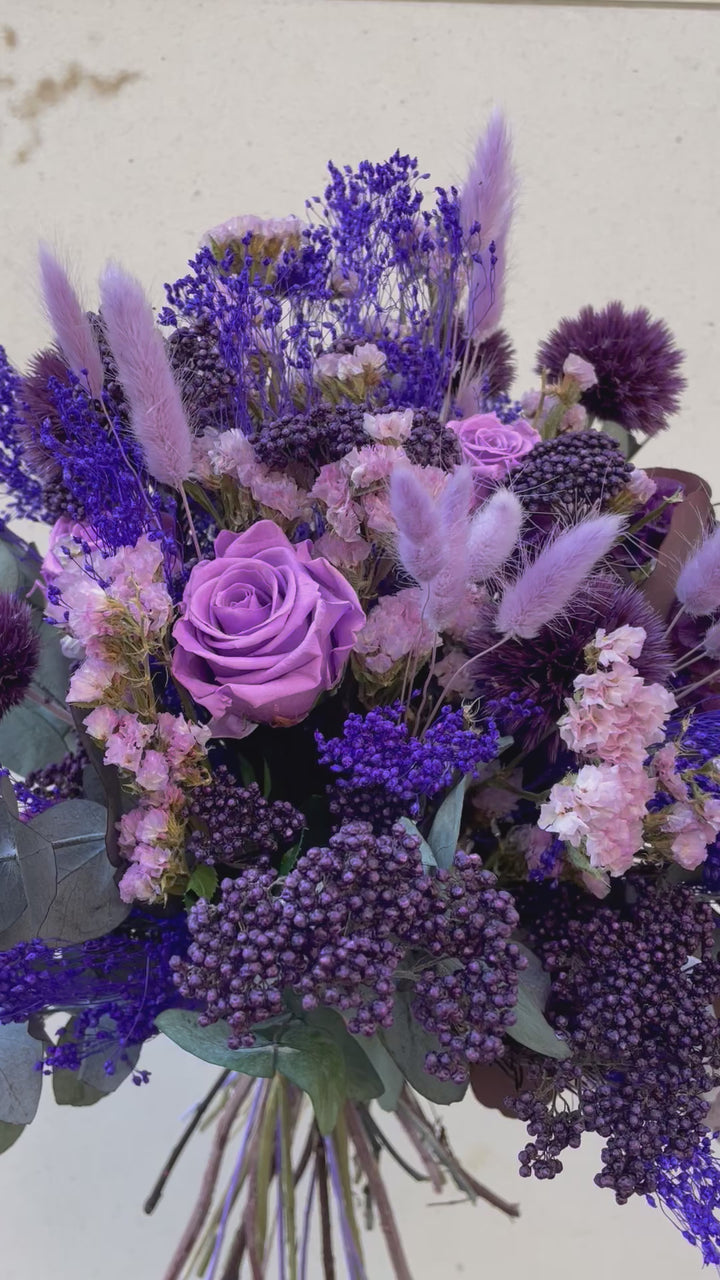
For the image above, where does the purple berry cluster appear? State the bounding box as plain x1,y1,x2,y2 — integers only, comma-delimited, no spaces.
187,765,304,867
316,703,499,828
509,429,632,509
511,881,720,1201
171,822,523,1080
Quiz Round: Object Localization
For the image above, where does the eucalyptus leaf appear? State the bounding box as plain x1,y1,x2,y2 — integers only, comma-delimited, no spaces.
30,799,129,944
0,1120,24,1153
600,420,641,460
0,1023,43,1125
508,942,571,1061
53,1071,106,1107
301,1006,383,1103
0,542,20,594
380,986,468,1105
353,1034,403,1112
0,804,56,948
155,1009,277,1076
427,775,469,869
0,702,73,778
30,612,72,706
277,1024,346,1135
398,817,437,869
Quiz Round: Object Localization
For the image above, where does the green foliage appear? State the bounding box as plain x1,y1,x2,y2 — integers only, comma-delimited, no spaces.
507,942,571,1061
380,986,468,1105
0,1022,43,1125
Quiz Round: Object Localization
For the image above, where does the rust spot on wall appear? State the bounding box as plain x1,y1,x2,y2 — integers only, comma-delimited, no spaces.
10,62,141,163
2,26,17,49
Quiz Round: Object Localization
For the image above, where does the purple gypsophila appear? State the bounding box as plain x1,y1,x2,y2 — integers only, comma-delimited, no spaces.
315,703,499,827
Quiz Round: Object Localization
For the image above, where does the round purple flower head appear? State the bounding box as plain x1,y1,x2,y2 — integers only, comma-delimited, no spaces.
0,594,39,719
536,301,686,437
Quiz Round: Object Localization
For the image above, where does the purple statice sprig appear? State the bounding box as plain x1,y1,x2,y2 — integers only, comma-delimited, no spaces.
315,703,499,827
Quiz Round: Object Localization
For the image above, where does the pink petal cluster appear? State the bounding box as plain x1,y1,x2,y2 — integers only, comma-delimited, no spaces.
209,429,310,522
540,763,654,875
363,410,413,444
353,587,437,676
314,343,386,384
562,353,597,391
560,643,676,769
661,795,720,870
85,705,211,904
626,469,658,505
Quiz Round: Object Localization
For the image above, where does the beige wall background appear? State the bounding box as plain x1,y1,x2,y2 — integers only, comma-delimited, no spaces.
1,1,719,1277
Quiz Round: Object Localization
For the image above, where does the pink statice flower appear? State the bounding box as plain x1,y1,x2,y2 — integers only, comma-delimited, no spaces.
363,410,413,444
312,531,371,567
563,353,597,391
353,587,437,676
118,862,160,904
312,462,363,543
650,743,689,803
155,713,211,767
135,749,170,794
540,762,653,875
591,625,646,667
662,795,720,870
67,656,118,704
103,712,155,773
209,429,310,522
83,705,120,743
626,468,658,505
559,626,676,769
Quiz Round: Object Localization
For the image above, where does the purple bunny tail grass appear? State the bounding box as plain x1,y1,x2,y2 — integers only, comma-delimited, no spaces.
676,527,720,618
99,263,193,489
703,620,720,660
468,489,524,582
427,466,473,629
461,110,517,343
495,512,625,639
391,466,444,583
38,244,104,397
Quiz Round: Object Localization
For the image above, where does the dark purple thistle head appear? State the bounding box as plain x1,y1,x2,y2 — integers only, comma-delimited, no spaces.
471,573,672,750
0,594,40,719
17,347,73,485
536,302,686,437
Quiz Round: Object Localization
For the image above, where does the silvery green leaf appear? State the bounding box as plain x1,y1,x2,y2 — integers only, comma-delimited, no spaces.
427,774,469,869
398,816,437,869
53,1072,105,1107
156,1009,278,1075
0,543,20,594
30,613,72,706
0,805,57,948
380,986,468,1105
0,1120,24,1152
57,1014,141,1096
0,1023,43,1125
300,1006,382,1103
0,702,73,778
276,1024,346,1135
353,1033,403,1112
508,943,571,1061
31,799,129,944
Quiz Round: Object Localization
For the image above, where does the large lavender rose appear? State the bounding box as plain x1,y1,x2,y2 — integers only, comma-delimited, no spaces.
172,520,365,734
447,412,540,483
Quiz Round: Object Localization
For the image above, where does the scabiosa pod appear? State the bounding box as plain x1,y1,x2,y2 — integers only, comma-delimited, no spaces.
467,489,523,582
99,264,193,490
37,244,104,398
495,512,625,639
675,526,720,617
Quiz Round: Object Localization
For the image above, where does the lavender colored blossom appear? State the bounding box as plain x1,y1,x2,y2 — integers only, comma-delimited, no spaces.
316,703,499,827
460,110,517,342
536,302,686,437
495,512,624,640
38,245,104,397
0,595,39,719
